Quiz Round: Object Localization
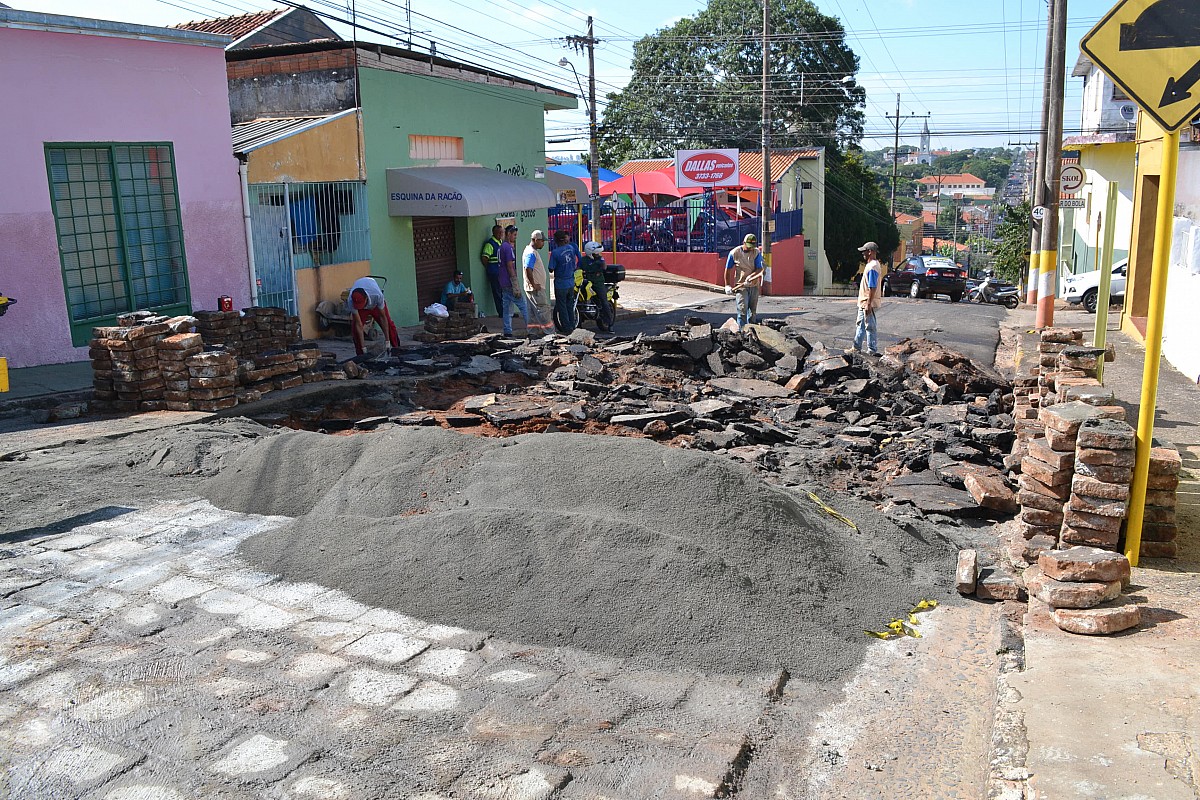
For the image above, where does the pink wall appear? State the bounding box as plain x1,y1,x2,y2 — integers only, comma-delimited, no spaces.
613,236,806,296
0,25,249,368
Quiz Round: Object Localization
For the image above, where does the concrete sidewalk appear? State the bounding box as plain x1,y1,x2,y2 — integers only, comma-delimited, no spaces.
1006,305,1200,800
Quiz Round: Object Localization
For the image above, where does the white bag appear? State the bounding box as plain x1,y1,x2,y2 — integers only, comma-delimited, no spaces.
423,303,449,317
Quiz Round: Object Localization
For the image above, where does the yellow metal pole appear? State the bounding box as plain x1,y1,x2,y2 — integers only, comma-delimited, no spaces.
1125,129,1180,567
1093,182,1118,383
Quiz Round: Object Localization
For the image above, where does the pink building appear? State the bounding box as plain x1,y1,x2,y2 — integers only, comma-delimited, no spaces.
0,10,251,368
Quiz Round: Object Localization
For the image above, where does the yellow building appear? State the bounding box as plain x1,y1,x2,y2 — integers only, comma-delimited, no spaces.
1122,115,1200,381
234,110,369,339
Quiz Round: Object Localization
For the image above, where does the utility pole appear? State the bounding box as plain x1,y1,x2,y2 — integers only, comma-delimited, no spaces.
885,94,930,218
761,0,773,294
932,171,943,255
1036,0,1067,328
566,20,601,243
1027,0,1056,306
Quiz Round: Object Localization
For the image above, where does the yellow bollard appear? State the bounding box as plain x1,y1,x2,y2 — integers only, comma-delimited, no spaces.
1093,183,1119,384
0,357,7,393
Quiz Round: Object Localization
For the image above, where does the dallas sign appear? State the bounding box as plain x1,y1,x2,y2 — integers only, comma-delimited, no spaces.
676,148,740,188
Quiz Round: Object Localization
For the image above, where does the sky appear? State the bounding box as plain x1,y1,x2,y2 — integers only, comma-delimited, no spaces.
13,0,1106,160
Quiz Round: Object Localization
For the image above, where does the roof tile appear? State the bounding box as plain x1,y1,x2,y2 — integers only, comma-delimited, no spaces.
173,9,283,39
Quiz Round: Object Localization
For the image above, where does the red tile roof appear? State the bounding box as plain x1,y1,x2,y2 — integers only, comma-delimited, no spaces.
173,9,283,39
894,212,919,225
917,173,985,186
736,149,822,183
921,237,967,252
614,159,673,175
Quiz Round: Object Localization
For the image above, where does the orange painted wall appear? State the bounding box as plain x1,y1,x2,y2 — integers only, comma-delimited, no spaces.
294,259,370,339
247,113,364,183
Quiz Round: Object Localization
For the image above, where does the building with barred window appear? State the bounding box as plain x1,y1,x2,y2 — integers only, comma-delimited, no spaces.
0,9,251,368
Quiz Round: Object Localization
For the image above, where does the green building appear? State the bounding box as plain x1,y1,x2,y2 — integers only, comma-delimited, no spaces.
220,26,575,333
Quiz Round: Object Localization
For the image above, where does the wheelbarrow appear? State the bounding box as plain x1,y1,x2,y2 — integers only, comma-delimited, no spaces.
315,276,387,339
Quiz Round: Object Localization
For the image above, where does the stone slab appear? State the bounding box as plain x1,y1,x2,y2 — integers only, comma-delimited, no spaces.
1050,598,1141,635
1023,565,1122,609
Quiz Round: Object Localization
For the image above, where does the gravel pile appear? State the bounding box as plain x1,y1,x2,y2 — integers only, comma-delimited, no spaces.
209,426,962,678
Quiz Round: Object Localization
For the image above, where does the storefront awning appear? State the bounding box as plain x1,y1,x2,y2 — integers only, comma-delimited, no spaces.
385,166,556,217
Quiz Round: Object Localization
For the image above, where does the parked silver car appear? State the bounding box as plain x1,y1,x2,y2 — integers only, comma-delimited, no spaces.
1060,259,1127,313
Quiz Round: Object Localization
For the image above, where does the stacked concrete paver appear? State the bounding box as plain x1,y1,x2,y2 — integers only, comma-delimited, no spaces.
159,333,204,411
187,351,239,412
1025,546,1140,635
89,308,346,414
89,322,172,412
417,306,479,342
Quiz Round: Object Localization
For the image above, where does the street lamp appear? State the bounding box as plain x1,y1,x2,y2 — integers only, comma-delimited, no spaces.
558,53,600,243
798,75,854,127
557,57,587,115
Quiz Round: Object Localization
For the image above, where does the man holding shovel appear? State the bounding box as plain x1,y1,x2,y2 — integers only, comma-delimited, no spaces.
723,233,765,331
852,241,883,356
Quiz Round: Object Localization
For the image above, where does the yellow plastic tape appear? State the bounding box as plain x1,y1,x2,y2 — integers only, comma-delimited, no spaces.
0,357,8,393
806,492,857,531
864,599,939,640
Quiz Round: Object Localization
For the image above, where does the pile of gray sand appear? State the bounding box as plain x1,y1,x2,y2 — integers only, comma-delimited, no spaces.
206,427,960,679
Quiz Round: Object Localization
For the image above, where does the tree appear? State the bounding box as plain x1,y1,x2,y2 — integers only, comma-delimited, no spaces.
825,150,899,281
598,0,865,163
992,201,1032,284
893,196,922,216
938,204,965,242
596,0,885,273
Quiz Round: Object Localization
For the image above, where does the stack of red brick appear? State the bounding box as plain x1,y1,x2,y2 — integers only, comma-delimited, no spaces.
91,316,194,412
159,332,205,411
1141,444,1183,558
1010,326,1181,562
186,351,239,411
1024,546,1140,635
91,307,346,414
1065,417,1136,551
193,307,300,357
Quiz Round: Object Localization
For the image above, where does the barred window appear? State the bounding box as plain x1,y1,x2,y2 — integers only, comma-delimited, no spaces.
46,143,190,343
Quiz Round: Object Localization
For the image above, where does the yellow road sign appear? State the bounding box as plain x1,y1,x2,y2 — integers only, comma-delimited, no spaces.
1081,0,1200,132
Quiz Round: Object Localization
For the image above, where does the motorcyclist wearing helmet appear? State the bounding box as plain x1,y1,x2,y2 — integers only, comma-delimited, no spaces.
580,241,614,332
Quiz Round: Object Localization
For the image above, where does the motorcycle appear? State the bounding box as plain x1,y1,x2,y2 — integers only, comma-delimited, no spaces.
968,275,1019,309
564,265,624,332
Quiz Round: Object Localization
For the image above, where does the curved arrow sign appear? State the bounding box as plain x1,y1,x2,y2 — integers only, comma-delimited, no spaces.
1082,0,1200,132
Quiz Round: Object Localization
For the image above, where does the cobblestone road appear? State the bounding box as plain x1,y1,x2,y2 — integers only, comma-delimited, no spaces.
0,500,783,799
1,499,1004,799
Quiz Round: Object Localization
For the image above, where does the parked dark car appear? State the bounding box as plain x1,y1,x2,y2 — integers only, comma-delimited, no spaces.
883,255,968,302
